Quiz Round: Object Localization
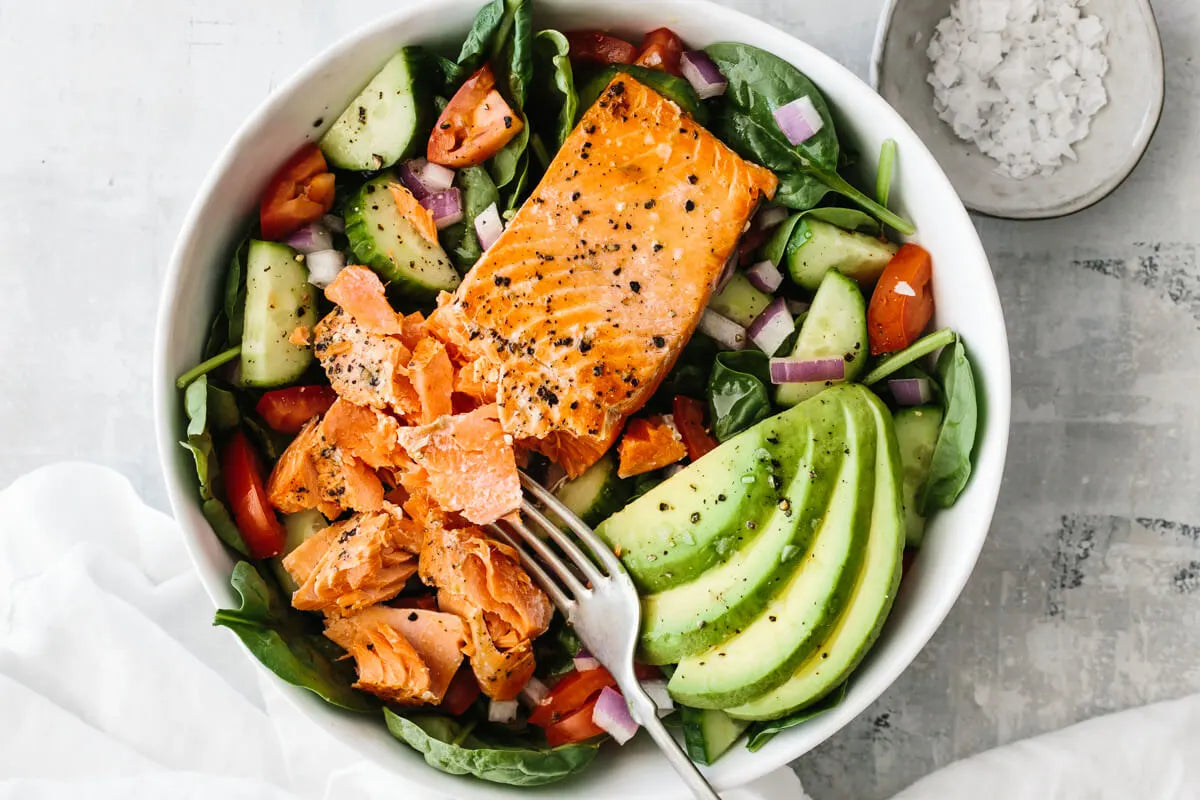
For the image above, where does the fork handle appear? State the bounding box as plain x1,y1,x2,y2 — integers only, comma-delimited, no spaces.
626,688,722,800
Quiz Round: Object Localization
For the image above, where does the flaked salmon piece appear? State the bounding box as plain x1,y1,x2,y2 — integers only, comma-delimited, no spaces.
319,398,405,471
408,337,454,424
427,75,777,477
283,509,417,614
399,311,430,351
325,605,467,705
440,592,535,701
266,418,384,519
325,265,405,336
314,307,421,418
617,414,687,478
395,404,521,525
420,524,553,642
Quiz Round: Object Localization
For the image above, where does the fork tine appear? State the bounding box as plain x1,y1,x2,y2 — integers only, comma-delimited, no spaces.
519,501,608,585
519,471,625,576
490,515,590,597
487,524,576,613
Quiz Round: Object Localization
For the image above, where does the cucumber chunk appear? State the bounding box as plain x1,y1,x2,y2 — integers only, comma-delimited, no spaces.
344,175,460,299
681,706,749,765
269,509,330,594
892,405,943,547
240,240,318,388
709,272,772,327
320,47,432,171
786,217,898,290
552,453,632,528
775,270,868,407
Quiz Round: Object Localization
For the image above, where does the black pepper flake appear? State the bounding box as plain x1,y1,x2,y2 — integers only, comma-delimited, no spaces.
579,340,593,354
653,243,664,252
690,512,701,524
571,191,581,201
644,199,656,209
629,281,641,293
613,267,623,276
440,121,451,130
592,365,603,376
357,106,367,124
659,502,670,511
685,200,695,212
687,174,698,184
536,386,560,406
652,336,666,348
553,336,574,347
503,115,513,129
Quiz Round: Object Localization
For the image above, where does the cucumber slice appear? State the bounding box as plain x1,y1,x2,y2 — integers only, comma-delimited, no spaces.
240,240,318,388
775,270,868,407
709,272,772,327
786,217,898,291
344,175,460,299
892,405,943,547
320,47,432,171
681,706,749,765
552,453,632,528
269,509,330,594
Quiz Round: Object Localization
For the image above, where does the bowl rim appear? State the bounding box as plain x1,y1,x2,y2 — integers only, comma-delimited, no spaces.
869,0,1166,221
153,0,1012,793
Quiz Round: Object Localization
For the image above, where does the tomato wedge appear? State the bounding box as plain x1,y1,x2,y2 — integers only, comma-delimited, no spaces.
259,144,336,242
633,27,685,76
671,396,717,462
255,386,337,434
221,430,286,559
544,696,606,746
527,667,617,728
440,664,483,715
566,31,637,66
867,243,935,355
633,662,662,681
427,64,523,168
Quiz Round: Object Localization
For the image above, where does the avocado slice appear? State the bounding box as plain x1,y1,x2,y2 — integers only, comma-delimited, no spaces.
666,385,880,708
636,391,862,665
726,391,905,720
596,419,800,594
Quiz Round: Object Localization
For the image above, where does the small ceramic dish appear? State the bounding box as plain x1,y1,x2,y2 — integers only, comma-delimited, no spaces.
872,0,1164,219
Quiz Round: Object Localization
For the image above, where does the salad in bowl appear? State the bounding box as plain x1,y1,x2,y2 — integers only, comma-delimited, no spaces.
161,0,1006,793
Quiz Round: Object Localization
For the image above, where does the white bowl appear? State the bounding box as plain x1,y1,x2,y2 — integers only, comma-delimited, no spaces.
153,1,1011,796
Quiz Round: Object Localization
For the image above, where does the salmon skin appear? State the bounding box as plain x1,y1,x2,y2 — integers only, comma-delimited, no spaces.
429,75,777,476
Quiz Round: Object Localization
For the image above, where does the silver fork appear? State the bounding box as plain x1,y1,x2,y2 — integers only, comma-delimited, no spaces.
487,471,721,800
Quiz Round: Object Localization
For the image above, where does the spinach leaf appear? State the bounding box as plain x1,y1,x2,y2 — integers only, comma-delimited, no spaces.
876,138,897,207
179,376,249,556
531,30,577,152
214,562,377,712
577,65,708,124
535,612,581,678
652,333,718,410
704,44,914,235
225,237,249,346
920,338,978,513
708,351,774,441
440,165,501,271
629,470,666,501
175,345,241,390
384,710,598,786
744,682,847,752
500,150,533,214
487,0,533,188
454,0,507,77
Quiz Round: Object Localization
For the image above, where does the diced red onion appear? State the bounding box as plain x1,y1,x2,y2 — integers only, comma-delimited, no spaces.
699,309,747,351
746,260,784,293
305,249,346,289
488,698,520,723
475,202,504,251
420,188,464,229
747,298,794,356
785,298,810,316
573,649,601,672
774,95,825,146
519,676,549,707
592,686,639,744
321,213,345,234
754,205,789,231
400,157,456,200
640,679,675,716
769,356,846,384
889,377,934,405
737,226,770,266
680,51,728,100
715,251,738,292
283,222,332,254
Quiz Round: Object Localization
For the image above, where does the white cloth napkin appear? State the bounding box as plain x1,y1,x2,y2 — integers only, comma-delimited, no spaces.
0,463,806,799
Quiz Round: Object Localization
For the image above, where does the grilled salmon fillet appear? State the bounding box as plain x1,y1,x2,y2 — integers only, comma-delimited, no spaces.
428,75,777,476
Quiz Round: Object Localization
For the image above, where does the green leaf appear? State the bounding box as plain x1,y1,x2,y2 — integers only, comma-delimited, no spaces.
214,562,377,712
225,238,249,346
534,612,581,678
385,710,598,786
531,30,577,151
652,334,719,410
576,64,708,124
862,328,957,386
175,345,241,390
920,339,978,512
455,0,507,77
201,498,250,557
876,138,897,208
707,351,775,441
180,375,250,556
440,165,501,272
629,470,666,501
743,682,847,752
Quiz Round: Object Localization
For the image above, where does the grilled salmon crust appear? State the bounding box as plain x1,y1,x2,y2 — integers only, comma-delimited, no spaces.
428,75,777,477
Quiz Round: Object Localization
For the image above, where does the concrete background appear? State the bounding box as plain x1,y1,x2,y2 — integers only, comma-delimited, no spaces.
1,0,1197,796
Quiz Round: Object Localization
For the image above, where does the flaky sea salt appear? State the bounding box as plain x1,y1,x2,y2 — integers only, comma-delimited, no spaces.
927,0,1109,179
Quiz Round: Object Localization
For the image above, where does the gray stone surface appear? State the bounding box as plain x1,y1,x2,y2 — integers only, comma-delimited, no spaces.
1,1,1197,798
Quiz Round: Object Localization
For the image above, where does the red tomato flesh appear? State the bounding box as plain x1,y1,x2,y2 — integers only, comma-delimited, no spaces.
440,665,483,715
634,27,685,76
221,430,286,559
427,64,523,168
259,144,336,242
544,696,607,746
566,31,637,66
867,243,935,355
671,395,717,462
527,667,617,728
255,386,337,434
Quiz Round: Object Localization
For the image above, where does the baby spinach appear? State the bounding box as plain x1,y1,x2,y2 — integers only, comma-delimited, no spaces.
535,612,582,678
179,376,248,556
441,165,501,271
577,65,708,124
920,338,979,513
224,237,249,346
704,43,914,235
214,561,377,712
652,333,718,409
531,29,577,152
708,351,775,442
385,710,598,786
454,0,508,77
876,138,897,207
743,682,847,752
